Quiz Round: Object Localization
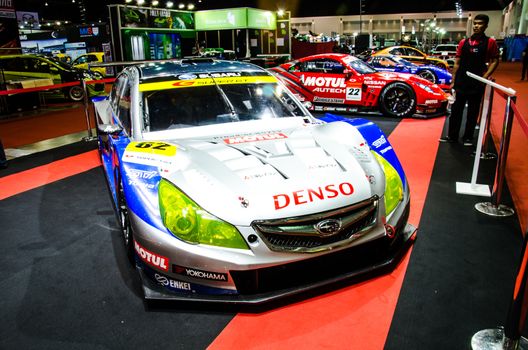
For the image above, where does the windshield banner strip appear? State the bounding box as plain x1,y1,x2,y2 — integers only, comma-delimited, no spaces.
139,76,278,92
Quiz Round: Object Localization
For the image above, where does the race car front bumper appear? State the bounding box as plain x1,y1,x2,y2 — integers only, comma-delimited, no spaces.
139,217,416,304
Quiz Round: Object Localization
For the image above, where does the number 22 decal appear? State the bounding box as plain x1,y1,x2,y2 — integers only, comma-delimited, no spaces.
346,87,362,101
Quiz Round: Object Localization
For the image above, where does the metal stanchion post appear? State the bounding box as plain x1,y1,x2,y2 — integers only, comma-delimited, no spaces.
81,80,96,142
471,226,528,350
475,95,516,217
480,86,497,160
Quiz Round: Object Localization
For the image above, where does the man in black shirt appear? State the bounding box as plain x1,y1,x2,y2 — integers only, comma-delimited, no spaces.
439,14,499,146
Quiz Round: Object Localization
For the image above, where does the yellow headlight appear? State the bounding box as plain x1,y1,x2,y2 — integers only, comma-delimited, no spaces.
159,179,248,249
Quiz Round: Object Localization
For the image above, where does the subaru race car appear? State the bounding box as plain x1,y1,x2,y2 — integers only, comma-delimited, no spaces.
269,53,447,118
366,54,452,90
94,58,416,303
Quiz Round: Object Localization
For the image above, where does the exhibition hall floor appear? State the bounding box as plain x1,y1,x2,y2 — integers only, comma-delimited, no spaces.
0,62,527,349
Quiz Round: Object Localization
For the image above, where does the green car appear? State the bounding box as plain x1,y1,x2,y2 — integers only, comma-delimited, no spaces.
0,54,105,101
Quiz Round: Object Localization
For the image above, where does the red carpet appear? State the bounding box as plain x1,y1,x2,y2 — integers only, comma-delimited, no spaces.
0,150,100,200
208,117,445,350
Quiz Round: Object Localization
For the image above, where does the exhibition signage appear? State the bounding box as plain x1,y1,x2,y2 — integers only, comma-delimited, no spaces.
195,8,276,31
247,8,276,30
195,8,247,30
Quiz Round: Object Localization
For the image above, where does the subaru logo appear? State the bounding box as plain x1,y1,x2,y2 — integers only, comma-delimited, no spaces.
315,219,342,236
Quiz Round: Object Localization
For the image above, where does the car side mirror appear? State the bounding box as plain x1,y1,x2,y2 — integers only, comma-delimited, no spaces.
97,123,122,135
343,69,353,79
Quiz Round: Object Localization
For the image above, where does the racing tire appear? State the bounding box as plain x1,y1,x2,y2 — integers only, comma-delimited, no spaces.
67,85,85,102
378,82,416,118
417,69,437,84
116,169,135,265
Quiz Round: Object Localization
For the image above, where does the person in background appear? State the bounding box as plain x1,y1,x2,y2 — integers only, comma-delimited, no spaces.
439,14,499,146
522,43,528,81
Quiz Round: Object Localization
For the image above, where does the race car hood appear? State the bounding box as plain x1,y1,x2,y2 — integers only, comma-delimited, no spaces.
133,119,384,226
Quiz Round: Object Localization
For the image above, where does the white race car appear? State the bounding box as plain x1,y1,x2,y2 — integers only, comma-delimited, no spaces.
94,58,416,303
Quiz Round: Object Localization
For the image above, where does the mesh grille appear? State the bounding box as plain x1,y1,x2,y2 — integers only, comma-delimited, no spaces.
252,196,378,252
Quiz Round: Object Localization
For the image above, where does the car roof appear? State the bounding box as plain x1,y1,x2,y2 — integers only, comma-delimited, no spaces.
136,59,268,81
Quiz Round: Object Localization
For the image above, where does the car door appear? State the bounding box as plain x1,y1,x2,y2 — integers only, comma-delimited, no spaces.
288,57,349,104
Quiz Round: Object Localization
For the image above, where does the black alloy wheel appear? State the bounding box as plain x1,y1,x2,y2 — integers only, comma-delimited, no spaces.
68,85,85,101
116,169,135,264
417,69,437,84
378,82,416,118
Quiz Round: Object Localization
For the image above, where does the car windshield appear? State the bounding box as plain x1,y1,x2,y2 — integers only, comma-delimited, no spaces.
343,56,377,74
434,45,456,52
143,81,307,132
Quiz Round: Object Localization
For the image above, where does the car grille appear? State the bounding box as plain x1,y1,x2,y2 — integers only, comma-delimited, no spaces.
231,201,409,296
252,196,378,253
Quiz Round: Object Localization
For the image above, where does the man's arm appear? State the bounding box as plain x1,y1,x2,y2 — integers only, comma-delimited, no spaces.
483,38,500,79
483,57,499,79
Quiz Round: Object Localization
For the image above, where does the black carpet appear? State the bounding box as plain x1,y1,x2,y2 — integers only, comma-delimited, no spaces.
386,134,524,349
0,165,234,349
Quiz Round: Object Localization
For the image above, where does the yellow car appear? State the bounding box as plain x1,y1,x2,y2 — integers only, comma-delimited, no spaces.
373,46,449,70
71,52,107,77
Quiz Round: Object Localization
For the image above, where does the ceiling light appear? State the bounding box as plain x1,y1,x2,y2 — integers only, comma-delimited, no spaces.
137,0,145,5
187,3,194,10
152,0,159,5
178,3,185,9
166,1,174,7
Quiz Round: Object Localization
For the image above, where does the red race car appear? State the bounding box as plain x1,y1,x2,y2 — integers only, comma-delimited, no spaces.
269,53,448,118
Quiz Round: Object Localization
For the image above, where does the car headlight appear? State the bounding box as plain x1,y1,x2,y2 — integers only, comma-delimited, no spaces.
372,152,403,215
417,82,433,93
159,179,249,250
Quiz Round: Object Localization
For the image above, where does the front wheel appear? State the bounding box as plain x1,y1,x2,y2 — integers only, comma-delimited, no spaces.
417,69,437,84
116,169,135,264
378,82,416,118
67,85,84,101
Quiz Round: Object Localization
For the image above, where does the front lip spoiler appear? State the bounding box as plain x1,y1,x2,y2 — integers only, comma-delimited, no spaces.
139,223,417,304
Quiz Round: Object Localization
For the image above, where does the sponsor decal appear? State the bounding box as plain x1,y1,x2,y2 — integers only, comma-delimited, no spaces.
300,75,347,88
308,163,338,170
314,106,324,111
198,72,241,78
313,96,345,103
365,80,387,86
128,169,157,179
134,240,169,271
172,81,195,87
425,99,439,104
238,196,249,208
139,76,277,92
273,182,355,210
371,135,387,148
346,87,362,101
173,265,229,281
154,273,192,291
128,179,156,189
313,87,345,94
379,146,393,154
224,132,287,144
243,171,280,180
123,142,177,167
177,74,197,80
